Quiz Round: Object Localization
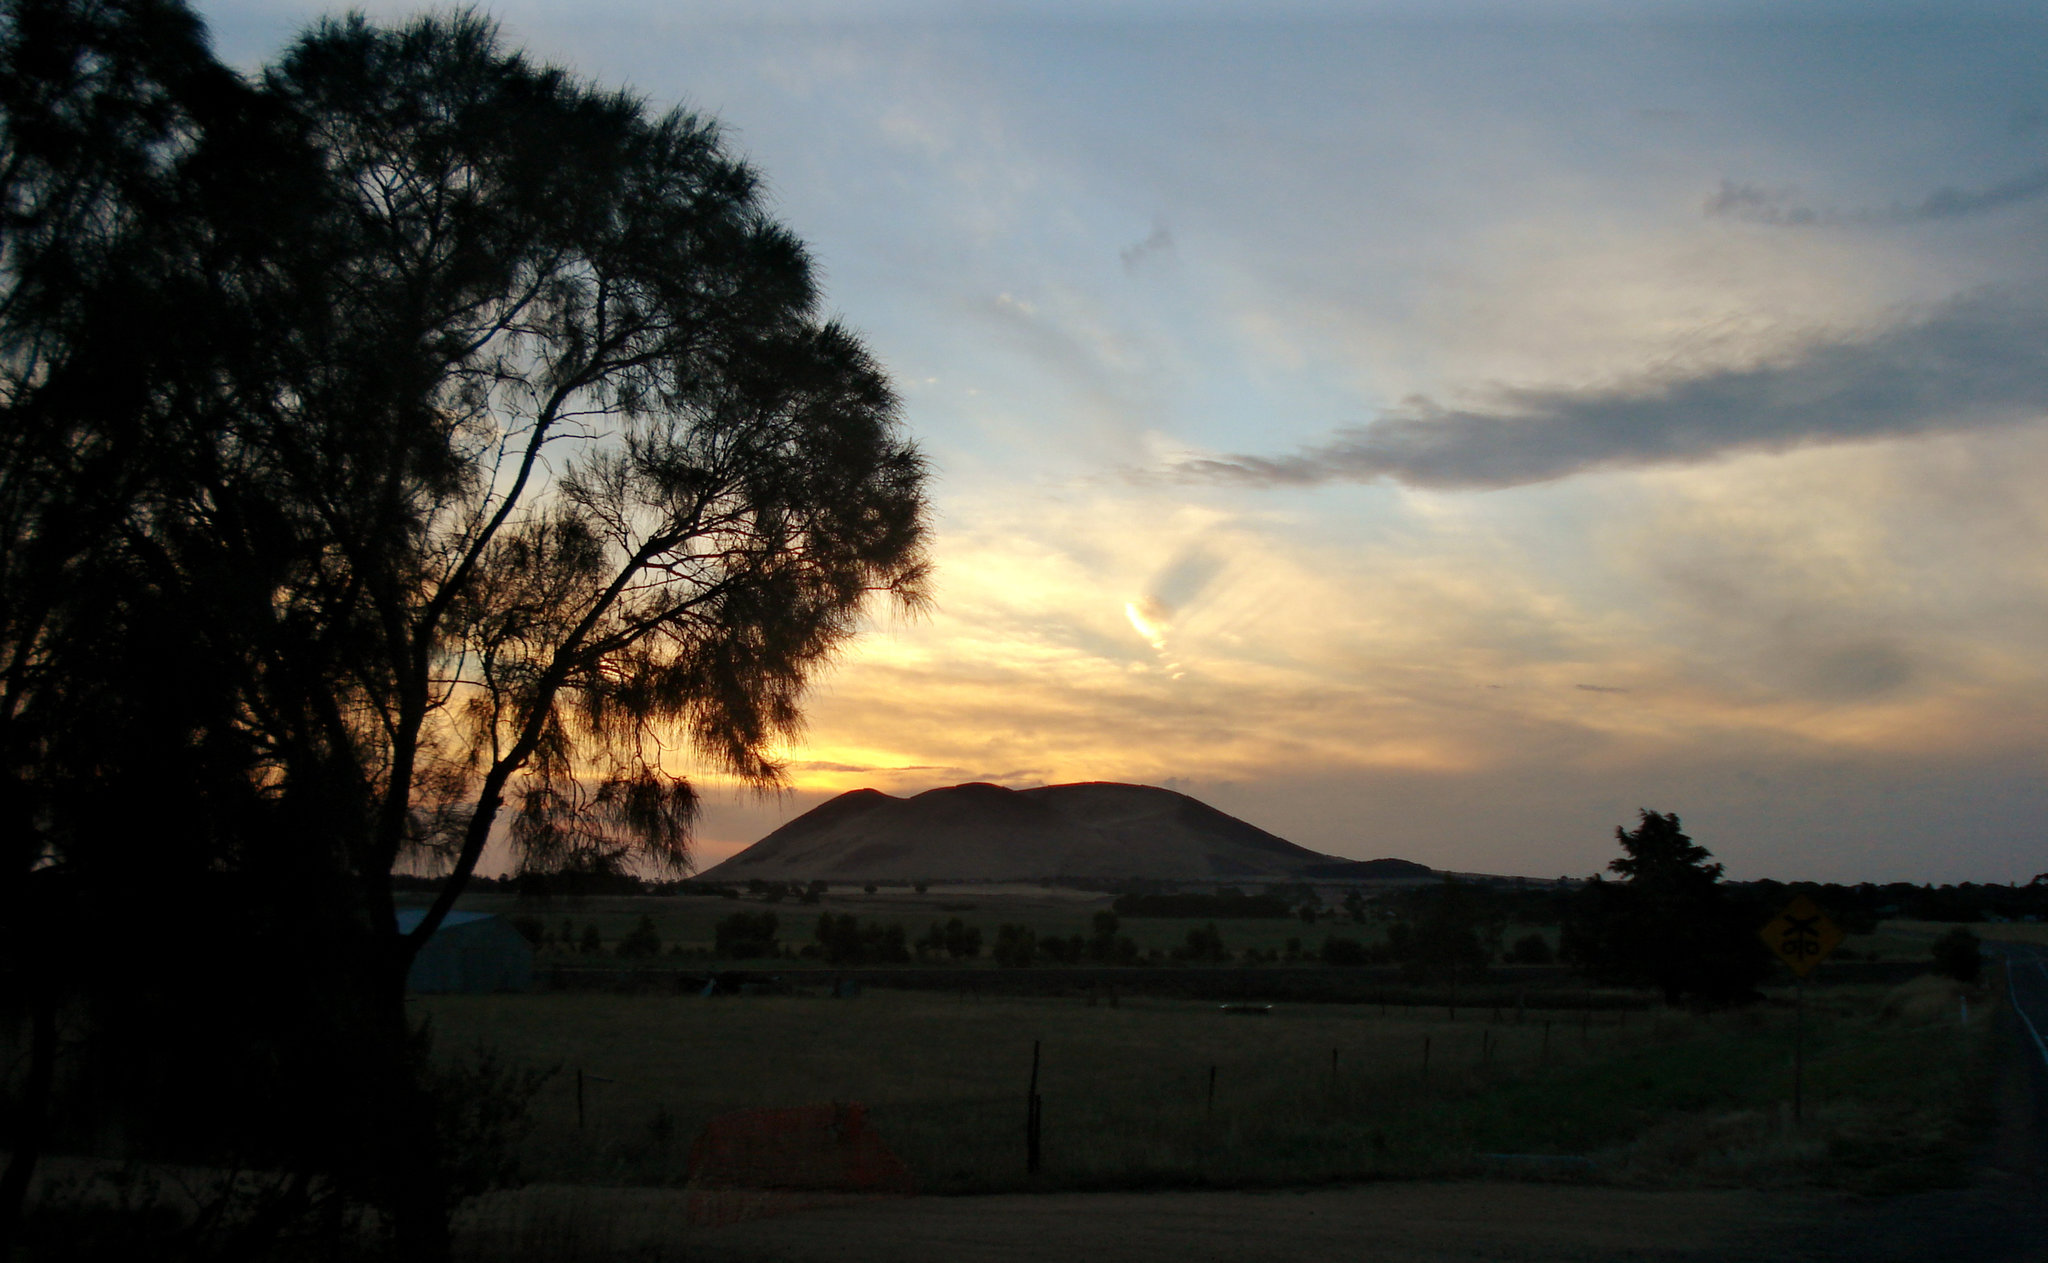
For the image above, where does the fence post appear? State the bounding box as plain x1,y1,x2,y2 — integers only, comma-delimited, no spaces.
1026,1039,1043,1174
1422,1036,1431,1084
576,1067,585,1129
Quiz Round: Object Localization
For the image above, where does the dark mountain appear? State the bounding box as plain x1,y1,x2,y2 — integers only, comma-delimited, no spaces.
698,781,1434,884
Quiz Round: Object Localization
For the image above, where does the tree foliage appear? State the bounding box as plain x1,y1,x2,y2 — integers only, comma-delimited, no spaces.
0,3,927,1256
1929,927,1981,984
1561,810,1770,1005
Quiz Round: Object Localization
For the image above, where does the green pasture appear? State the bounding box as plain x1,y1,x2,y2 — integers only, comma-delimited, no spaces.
414,972,1993,1196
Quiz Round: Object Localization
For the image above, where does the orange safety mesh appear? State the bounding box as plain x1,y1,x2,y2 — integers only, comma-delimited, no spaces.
684,1102,913,1227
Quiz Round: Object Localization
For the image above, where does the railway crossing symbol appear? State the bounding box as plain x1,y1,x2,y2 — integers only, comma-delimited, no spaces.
1760,895,1844,979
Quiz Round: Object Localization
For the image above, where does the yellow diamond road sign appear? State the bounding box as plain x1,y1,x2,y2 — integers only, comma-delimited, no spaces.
1761,895,1845,978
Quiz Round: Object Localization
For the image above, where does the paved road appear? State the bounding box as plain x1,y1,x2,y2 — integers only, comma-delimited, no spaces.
2002,941,2048,1060
1997,941,2048,1151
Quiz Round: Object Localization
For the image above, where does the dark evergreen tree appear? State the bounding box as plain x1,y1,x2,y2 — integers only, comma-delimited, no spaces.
1561,810,1770,1005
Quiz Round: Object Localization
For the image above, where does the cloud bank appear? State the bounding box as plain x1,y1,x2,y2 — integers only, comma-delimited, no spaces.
1705,168,2048,227
1169,288,2048,490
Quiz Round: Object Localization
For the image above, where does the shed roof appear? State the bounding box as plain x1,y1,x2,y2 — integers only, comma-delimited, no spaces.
394,908,497,935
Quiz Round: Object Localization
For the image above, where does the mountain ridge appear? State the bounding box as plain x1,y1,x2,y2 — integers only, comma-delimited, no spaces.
699,781,1433,884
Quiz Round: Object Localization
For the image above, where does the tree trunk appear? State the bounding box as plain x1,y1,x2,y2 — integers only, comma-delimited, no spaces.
0,983,58,1255
371,958,451,1263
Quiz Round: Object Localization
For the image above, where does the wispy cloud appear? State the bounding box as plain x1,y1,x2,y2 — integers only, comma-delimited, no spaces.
1120,221,1174,273
1167,288,2048,490
1705,168,2048,227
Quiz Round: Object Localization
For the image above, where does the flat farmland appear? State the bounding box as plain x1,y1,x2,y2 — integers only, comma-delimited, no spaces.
415,975,1992,1198
420,886,1410,960
414,890,1932,967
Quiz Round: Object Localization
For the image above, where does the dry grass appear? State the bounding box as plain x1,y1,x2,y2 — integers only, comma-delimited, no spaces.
415,970,1997,1199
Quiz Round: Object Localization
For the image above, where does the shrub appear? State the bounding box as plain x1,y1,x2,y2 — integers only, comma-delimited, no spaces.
993,924,1036,968
1930,927,1982,983
1037,934,1087,964
510,915,545,947
615,915,662,960
424,1042,555,1203
1172,923,1229,963
814,913,909,964
1320,936,1368,967
914,916,982,960
1508,932,1554,965
578,923,603,955
715,910,779,959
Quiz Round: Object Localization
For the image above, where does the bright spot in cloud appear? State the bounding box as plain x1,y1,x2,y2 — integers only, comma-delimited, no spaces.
1124,599,1169,650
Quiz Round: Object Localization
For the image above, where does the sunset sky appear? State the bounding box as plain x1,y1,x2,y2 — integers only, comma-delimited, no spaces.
205,1,2048,884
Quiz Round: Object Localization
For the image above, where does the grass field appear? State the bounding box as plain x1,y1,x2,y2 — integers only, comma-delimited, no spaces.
415,971,1996,1198
418,889,1939,967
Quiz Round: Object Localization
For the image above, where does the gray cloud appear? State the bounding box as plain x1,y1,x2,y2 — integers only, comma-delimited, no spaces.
1705,168,2048,226
1120,222,1174,273
1169,288,2048,490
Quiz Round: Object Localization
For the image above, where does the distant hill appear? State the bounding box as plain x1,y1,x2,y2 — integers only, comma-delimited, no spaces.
698,781,1435,885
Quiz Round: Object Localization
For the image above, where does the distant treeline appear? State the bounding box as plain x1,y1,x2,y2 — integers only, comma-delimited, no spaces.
1377,876,2048,930
392,870,2048,925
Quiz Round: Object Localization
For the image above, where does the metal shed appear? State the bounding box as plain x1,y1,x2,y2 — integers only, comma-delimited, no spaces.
395,908,533,994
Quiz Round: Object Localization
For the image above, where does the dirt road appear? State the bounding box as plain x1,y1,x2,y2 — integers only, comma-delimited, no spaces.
463,1171,2043,1263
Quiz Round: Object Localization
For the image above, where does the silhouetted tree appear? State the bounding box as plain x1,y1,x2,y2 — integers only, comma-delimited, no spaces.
616,915,662,960
1320,936,1368,967
1394,878,1491,983
1561,811,1769,1005
715,910,779,959
992,923,1036,968
1930,927,1981,983
1,5,927,1257
1172,922,1230,963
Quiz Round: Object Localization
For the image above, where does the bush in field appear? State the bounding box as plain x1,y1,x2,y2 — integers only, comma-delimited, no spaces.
945,918,983,959
579,923,604,955
1387,878,1493,983
1508,933,1554,965
1320,936,1368,967
1172,923,1229,963
1343,890,1368,923
423,1042,556,1202
1930,927,1982,983
915,916,982,960
1087,912,1138,964
616,915,662,960
814,913,910,964
993,924,1036,968
1037,934,1088,964
715,910,780,959
510,915,545,948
